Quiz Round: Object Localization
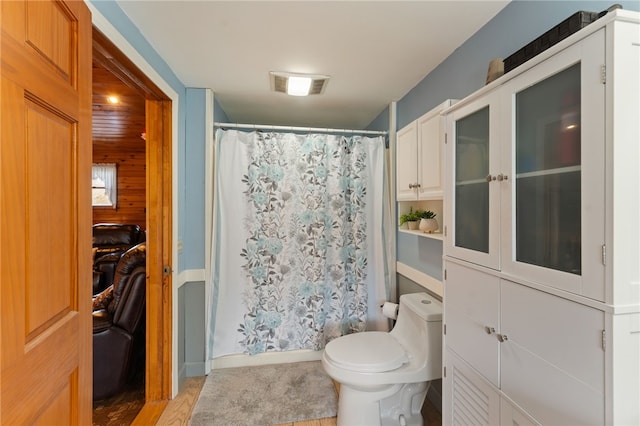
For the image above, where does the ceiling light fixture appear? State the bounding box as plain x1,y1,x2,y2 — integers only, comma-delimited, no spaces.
287,76,312,96
270,72,330,97
107,95,119,104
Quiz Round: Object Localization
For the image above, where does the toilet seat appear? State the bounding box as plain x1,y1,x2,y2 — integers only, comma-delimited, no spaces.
324,331,408,373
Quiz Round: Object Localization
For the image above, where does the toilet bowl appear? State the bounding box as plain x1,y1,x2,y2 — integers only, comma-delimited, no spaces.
321,292,442,426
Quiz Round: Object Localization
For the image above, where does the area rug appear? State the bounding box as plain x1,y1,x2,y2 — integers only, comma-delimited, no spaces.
188,360,337,426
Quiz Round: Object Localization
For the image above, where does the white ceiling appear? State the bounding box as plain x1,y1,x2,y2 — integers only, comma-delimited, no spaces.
116,1,510,129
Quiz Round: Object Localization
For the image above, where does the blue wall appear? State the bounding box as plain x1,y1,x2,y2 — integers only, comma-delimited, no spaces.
378,0,640,278
183,90,229,270
214,96,229,125
184,89,206,270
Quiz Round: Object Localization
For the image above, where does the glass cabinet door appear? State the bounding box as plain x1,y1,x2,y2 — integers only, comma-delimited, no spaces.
514,64,581,275
502,29,605,300
445,93,501,270
455,106,490,253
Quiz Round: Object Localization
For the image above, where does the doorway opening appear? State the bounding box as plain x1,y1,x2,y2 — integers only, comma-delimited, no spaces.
91,26,173,422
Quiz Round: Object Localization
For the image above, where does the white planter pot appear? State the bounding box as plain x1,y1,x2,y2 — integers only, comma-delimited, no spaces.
407,221,419,230
419,218,438,233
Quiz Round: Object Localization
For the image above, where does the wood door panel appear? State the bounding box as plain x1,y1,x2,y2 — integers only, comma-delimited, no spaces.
34,380,72,426
25,97,75,336
25,0,75,82
2,314,80,424
0,9,79,119
1,0,92,424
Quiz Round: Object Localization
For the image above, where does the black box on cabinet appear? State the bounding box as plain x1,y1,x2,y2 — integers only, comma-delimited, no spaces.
503,10,603,73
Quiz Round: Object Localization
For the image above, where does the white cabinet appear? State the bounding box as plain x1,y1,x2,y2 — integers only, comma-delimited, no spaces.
444,261,499,387
443,10,640,426
396,99,455,201
443,92,501,270
444,349,500,426
444,261,605,425
500,29,606,300
500,398,540,426
396,120,419,201
443,348,539,426
445,28,606,299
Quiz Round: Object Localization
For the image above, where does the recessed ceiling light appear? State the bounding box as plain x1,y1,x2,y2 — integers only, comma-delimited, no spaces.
270,72,330,96
107,96,119,104
287,76,312,96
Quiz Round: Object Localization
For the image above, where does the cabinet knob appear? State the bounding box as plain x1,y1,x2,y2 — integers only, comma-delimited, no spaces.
497,173,509,181
497,334,509,342
486,174,494,182
484,326,496,335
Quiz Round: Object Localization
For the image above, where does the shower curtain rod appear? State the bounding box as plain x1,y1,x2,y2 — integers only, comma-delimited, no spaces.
214,121,387,136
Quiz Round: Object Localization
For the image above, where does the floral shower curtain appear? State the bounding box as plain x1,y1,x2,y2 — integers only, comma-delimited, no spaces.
207,129,389,359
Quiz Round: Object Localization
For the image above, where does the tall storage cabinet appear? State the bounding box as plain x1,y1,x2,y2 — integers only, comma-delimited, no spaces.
442,10,640,426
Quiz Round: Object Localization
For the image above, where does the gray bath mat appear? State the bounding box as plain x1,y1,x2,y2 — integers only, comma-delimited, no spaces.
189,360,337,426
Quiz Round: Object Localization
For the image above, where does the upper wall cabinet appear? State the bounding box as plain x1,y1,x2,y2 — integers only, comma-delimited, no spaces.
501,30,606,300
445,25,611,301
397,99,456,201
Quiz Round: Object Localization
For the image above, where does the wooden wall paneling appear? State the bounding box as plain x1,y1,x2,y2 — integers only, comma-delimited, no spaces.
92,61,146,228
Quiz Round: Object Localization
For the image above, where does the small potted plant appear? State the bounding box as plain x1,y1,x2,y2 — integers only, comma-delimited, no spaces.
399,207,421,230
418,210,438,233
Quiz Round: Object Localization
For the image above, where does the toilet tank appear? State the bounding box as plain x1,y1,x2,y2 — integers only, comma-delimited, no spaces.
390,292,443,377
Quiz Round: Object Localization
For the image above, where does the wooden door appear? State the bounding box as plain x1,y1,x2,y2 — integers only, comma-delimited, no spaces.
1,1,93,424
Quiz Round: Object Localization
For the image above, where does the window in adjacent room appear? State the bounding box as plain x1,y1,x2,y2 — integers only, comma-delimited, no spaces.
92,163,117,208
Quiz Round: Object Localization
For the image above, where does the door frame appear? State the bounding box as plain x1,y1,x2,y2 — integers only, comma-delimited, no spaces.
90,5,179,411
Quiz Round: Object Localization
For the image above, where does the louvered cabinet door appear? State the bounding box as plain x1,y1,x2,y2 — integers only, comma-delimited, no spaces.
443,349,500,426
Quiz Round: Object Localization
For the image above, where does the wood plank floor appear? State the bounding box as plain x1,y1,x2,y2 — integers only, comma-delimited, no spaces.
154,376,441,426
155,377,205,426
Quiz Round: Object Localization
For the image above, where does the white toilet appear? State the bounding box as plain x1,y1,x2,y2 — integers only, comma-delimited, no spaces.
321,292,442,426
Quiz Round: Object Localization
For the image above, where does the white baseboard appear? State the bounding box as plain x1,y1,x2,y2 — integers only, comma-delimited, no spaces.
209,349,323,371
177,269,206,288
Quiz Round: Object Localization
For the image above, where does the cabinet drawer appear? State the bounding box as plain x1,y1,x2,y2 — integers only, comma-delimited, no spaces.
500,280,605,425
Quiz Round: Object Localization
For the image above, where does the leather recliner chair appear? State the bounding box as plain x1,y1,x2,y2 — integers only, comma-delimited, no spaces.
92,242,146,400
92,223,144,259
92,223,145,295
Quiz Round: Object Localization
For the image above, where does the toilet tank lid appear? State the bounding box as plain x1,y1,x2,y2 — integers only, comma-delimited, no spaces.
400,292,442,322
